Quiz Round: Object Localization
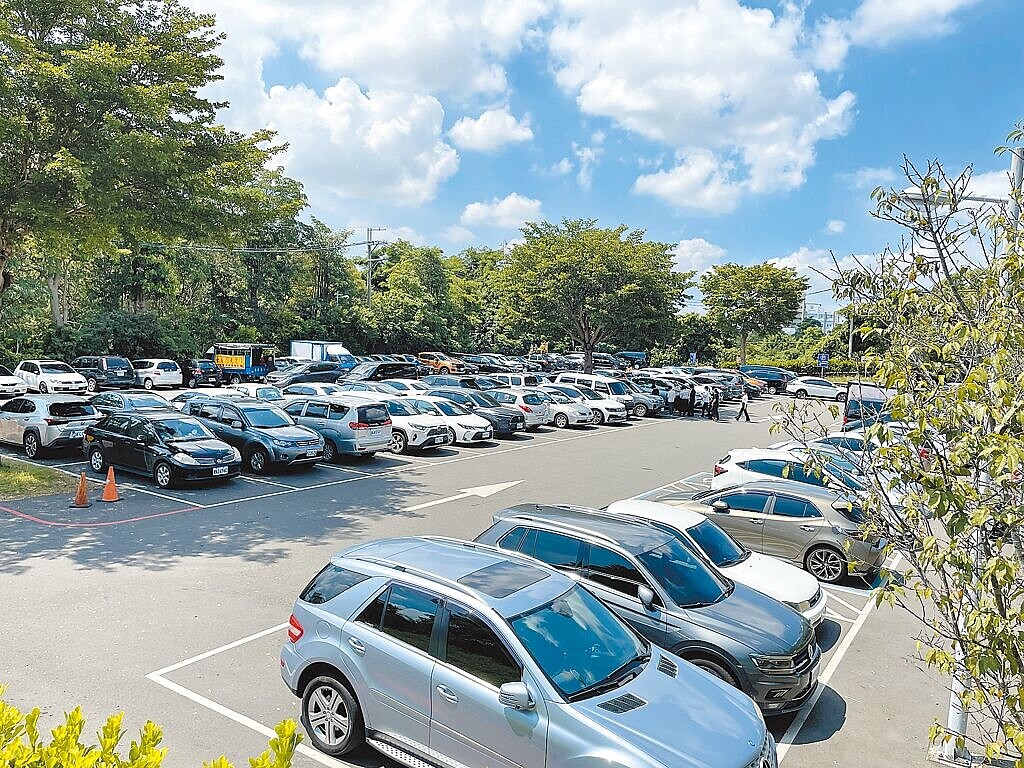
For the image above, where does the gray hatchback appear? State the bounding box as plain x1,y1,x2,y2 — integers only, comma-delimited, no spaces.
476,504,820,715
281,537,777,768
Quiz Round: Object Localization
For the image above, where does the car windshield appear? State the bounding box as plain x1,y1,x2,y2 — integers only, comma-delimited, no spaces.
409,400,441,415
509,586,648,700
607,381,628,395
826,462,866,491
124,394,168,409
576,386,601,401
197,361,216,370
241,407,292,428
152,418,215,441
386,400,420,417
107,358,132,368
256,387,285,401
41,362,74,374
347,363,376,376
467,391,500,407
0,365,12,376
686,520,750,567
636,538,730,608
435,400,468,416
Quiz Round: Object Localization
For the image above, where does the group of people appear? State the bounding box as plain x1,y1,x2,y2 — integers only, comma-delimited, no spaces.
658,383,751,422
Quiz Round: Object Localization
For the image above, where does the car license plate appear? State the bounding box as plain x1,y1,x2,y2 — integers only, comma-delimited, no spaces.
305,449,318,457
432,436,445,444
482,431,491,439
369,427,384,438
212,466,229,476
69,431,84,439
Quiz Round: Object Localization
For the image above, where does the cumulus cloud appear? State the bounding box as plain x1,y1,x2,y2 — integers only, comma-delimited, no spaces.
967,168,1017,202
672,238,726,274
825,219,846,234
442,224,477,244
551,0,855,213
547,157,574,176
448,107,534,151
572,142,603,190
460,193,543,229
841,166,899,189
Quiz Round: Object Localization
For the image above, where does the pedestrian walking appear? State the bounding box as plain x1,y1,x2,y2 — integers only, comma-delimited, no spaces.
686,385,697,417
736,390,750,422
709,391,721,421
666,385,677,415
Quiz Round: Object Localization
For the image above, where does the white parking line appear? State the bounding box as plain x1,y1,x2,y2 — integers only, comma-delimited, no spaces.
52,459,89,468
238,476,299,490
120,484,199,507
822,590,864,614
824,609,856,624
316,464,375,476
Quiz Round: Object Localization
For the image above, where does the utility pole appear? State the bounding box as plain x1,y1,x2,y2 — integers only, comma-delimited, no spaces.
847,310,854,357
365,227,386,307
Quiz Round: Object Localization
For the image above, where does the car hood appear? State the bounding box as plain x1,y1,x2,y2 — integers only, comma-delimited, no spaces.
257,425,319,440
0,375,24,386
43,373,86,383
682,582,809,655
172,439,234,458
721,552,819,604
392,414,447,429
569,648,765,768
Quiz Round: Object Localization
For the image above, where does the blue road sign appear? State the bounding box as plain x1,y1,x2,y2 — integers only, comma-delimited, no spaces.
816,352,830,368
689,352,697,365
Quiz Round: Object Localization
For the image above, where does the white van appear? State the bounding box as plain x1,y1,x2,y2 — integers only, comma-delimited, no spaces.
552,372,636,411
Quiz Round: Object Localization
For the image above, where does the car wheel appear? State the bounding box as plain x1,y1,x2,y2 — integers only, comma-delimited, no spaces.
805,545,847,584
38,381,48,394
85,377,98,392
688,657,739,689
143,378,154,390
188,377,198,388
322,439,337,462
301,676,365,757
439,366,450,374
554,413,569,429
633,403,649,418
153,461,174,489
795,389,808,399
766,384,778,395
229,374,242,385
389,430,408,454
247,446,270,474
23,432,39,459
447,426,457,444
88,446,105,473
836,392,847,402
593,408,605,425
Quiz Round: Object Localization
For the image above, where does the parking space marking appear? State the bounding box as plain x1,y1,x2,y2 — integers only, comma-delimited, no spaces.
238,476,299,490
316,464,375,476
120,484,199,506
823,591,864,615
821,581,876,597
824,609,856,624
52,459,89,468
151,622,289,677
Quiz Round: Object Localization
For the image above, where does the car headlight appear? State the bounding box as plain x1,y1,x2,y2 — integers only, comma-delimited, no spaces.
175,453,200,465
272,439,292,448
457,423,477,430
231,447,242,461
409,422,429,430
751,655,796,675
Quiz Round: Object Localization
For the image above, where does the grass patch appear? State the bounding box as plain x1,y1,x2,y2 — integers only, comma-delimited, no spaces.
0,458,78,501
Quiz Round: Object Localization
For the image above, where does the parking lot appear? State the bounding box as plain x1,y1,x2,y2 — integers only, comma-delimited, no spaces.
0,396,946,768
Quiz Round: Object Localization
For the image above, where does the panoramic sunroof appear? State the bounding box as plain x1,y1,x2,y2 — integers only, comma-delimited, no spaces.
457,560,548,598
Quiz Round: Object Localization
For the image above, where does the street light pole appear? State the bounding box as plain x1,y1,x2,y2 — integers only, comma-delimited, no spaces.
365,227,386,307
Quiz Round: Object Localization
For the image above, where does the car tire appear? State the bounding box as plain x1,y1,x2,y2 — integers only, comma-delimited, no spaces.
229,374,242,385
38,381,48,394
23,431,40,459
795,389,808,399
633,403,649,418
88,446,105,473
767,384,778,395
389,430,408,454
836,392,847,402
554,413,569,429
687,657,739,689
446,426,457,445
593,409,605,425
439,366,450,374
143,378,154,390
301,675,365,757
188,377,198,388
805,545,847,584
85,378,97,393
247,446,270,474
323,439,337,462
153,461,174,489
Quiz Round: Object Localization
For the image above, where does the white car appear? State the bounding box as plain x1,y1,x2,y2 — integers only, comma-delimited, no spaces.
713,448,869,498
380,378,428,392
787,376,847,401
400,395,493,444
231,383,288,404
488,387,551,429
339,393,449,454
0,364,28,399
526,387,593,427
131,359,183,389
607,498,828,627
541,383,628,425
280,383,345,398
13,360,88,394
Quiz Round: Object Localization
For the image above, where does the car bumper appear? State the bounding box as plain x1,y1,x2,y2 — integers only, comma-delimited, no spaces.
272,447,323,465
174,463,243,482
804,592,828,627
96,378,136,389
341,437,392,454
848,538,888,574
44,433,89,449
746,653,822,714
455,427,493,443
605,411,629,422
191,376,222,386
0,387,27,399
280,643,303,696
567,412,593,424
408,431,449,449
47,384,88,393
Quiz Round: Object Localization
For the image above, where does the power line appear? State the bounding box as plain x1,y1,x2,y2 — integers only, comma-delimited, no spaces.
138,239,378,255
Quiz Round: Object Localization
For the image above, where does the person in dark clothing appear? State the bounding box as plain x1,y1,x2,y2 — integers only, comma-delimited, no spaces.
686,386,697,417
709,391,721,421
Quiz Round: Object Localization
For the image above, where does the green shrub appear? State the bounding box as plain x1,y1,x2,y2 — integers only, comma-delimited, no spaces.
0,687,301,768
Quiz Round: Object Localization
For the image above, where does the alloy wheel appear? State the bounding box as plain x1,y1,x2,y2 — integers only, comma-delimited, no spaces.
23,433,38,458
89,448,104,472
154,463,172,488
807,547,846,583
307,685,349,747
248,448,267,473
323,440,336,462
143,378,154,390
389,431,407,454
554,413,569,428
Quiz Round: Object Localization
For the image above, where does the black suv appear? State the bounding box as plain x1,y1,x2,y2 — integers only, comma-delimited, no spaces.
84,409,241,488
71,356,135,392
266,361,352,388
340,361,420,382
451,353,512,373
182,359,224,388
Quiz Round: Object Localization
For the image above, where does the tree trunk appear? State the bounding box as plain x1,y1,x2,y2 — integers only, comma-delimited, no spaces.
583,346,593,374
738,331,748,366
0,246,13,316
46,274,66,328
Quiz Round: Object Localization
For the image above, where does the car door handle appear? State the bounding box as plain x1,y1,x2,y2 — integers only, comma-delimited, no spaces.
750,519,764,525
347,637,365,655
435,685,459,704
800,525,816,532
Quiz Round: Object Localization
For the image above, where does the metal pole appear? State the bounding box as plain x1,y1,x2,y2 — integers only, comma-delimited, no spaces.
848,311,854,357
365,227,386,307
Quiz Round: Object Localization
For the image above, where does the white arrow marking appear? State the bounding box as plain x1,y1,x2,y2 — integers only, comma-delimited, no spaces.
403,480,523,512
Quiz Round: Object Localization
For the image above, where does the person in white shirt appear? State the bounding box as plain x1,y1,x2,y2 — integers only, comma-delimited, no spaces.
736,390,750,422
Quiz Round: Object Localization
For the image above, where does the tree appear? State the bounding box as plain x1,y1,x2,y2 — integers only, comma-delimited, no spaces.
700,263,808,364
778,134,1024,765
0,0,277,313
650,313,725,366
499,219,692,372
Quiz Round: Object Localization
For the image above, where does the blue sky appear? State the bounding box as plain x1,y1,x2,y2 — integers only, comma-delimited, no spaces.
190,0,1022,309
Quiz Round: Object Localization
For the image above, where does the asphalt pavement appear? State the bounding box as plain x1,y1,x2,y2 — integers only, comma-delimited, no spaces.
0,396,947,768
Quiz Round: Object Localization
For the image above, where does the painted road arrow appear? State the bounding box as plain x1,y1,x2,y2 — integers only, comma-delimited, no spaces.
403,481,523,512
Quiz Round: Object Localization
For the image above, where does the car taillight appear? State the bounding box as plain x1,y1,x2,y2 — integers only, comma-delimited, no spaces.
44,418,68,425
713,465,726,476
287,614,303,643
918,448,931,459
349,422,370,429
519,405,533,413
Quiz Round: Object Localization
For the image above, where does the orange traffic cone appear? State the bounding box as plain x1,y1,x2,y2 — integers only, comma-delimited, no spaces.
70,472,91,508
100,467,120,503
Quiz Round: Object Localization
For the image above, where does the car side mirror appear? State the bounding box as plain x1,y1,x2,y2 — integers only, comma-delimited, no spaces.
498,681,534,711
138,434,155,445
711,500,730,513
230,420,244,430
638,585,656,610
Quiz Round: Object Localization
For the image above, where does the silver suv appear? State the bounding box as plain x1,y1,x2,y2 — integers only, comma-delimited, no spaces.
0,394,101,457
281,537,776,768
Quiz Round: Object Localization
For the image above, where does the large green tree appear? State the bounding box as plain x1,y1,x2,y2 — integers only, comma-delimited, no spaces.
499,219,691,371
700,262,808,364
0,0,276,313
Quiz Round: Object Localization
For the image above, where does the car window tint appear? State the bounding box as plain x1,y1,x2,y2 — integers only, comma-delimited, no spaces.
522,530,583,571
380,584,438,653
299,565,369,604
717,492,770,514
328,403,349,420
772,496,820,518
746,459,786,477
158,362,178,371
306,402,329,419
783,462,827,486
104,415,131,433
283,402,305,416
1,399,24,413
125,419,151,440
51,401,96,417
444,605,520,688
197,404,221,420
587,545,648,598
355,587,388,628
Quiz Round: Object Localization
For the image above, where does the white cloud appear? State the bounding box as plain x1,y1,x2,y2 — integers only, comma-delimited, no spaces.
810,0,981,71
550,0,855,212
841,166,899,189
572,142,603,190
825,219,846,234
460,193,543,229
442,224,477,244
548,157,573,176
968,168,1016,201
259,80,459,206
448,107,534,151
769,246,880,309
386,225,429,246
672,238,725,274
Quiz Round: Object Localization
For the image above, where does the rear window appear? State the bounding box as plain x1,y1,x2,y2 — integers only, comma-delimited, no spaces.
157,362,179,371
197,360,217,370
49,401,97,417
105,357,132,369
359,405,390,424
299,564,369,604
133,360,154,369
522,394,543,405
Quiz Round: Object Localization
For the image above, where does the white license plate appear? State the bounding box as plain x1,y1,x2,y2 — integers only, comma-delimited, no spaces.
482,431,491,439
212,466,229,476
305,449,318,457
432,436,445,444
369,428,384,438
69,431,84,439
